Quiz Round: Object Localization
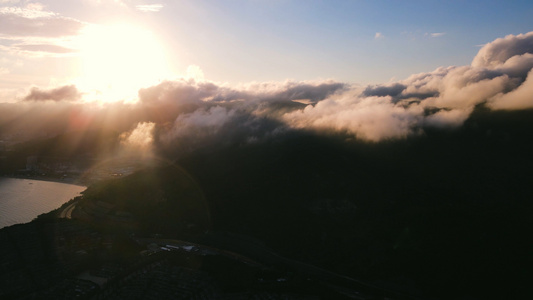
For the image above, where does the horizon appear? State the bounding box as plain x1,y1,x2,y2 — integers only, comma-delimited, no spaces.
1,1,533,102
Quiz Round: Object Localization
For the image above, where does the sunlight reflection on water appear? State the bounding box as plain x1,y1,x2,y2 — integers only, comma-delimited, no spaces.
0,178,86,228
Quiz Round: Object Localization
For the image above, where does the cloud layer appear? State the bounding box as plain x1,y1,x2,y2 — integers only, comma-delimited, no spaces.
24,85,81,102
2,31,533,152
138,31,533,144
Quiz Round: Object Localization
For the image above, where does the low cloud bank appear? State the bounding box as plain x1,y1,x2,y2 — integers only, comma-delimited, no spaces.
2,31,533,150
285,31,533,140
24,85,81,102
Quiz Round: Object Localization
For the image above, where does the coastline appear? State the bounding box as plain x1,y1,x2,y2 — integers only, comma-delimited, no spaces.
0,177,87,229
0,174,87,188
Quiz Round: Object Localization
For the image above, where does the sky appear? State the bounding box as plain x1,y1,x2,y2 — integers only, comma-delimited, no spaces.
1,0,533,103
1,0,533,146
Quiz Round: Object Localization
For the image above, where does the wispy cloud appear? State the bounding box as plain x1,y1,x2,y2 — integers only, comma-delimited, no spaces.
0,6,84,38
14,43,75,54
374,32,384,40
135,4,164,12
0,4,84,58
430,32,446,38
0,6,55,18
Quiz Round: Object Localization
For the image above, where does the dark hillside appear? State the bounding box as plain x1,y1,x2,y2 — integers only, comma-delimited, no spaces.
173,107,533,299
68,107,533,298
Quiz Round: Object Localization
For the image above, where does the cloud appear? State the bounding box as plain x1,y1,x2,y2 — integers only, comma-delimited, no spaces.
0,6,84,38
279,31,533,140
136,79,343,143
170,106,236,138
133,78,344,146
0,5,83,58
424,108,473,128
3,31,533,146
120,122,156,154
0,6,55,18
488,69,533,110
14,43,75,54
138,78,345,107
216,80,346,104
472,31,533,69
430,32,445,38
421,66,512,109
284,95,424,142
138,79,218,106
374,32,384,40
363,83,406,98
136,4,164,12
82,0,128,8
268,81,346,103
492,52,533,78
23,85,81,102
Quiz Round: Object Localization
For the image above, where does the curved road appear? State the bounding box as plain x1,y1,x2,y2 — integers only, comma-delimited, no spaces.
59,202,76,219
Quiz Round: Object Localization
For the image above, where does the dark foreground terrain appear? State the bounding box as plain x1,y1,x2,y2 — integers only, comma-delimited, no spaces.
1,108,532,299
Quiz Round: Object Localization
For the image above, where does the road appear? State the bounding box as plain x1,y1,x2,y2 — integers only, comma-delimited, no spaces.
59,202,76,219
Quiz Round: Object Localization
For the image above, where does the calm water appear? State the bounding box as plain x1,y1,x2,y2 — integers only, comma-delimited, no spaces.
0,178,86,229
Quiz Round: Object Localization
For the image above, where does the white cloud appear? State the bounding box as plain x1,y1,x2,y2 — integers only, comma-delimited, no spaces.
82,0,127,7
280,31,533,140
0,6,55,18
120,122,156,155
374,32,384,40
430,32,445,38
472,31,533,69
422,66,512,109
135,4,164,12
424,108,473,128
488,69,533,110
284,94,424,142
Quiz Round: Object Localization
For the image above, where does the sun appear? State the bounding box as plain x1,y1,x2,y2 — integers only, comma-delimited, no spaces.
75,23,172,103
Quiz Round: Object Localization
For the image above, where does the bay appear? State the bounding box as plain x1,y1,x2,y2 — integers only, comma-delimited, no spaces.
0,178,86,229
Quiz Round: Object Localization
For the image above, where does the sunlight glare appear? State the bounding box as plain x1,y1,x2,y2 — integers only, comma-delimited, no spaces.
75,23,172,103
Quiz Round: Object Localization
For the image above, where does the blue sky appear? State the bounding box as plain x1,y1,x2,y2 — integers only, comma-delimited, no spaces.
1,0,532,102
174,0,533,83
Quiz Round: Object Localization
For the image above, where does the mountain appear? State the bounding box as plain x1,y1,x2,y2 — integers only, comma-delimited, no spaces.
76,107,533,298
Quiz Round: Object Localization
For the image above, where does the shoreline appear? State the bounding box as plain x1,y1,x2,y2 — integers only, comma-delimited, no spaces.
0,176,87,229
0,175,88,188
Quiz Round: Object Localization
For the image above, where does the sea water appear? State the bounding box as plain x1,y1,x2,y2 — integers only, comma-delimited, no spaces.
0,178,86,229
